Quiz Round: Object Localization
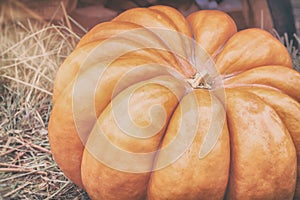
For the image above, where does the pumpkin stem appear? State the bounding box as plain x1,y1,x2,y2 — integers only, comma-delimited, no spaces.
186,72,213,89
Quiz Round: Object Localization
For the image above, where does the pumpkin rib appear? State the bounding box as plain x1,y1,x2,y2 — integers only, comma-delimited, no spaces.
148,90,230,200
48,83,85,187
149,5,193,37
215,28,293,75
224,65,300,101
231,86,300,138
76,21,143,48
54,30,192,102
54,22,154,101
54,21,177,100
147,5,194,66
54,18,194,101
112,7,177,32
75,19,192,73
186,10,237,59
81,75,188,200
50,53,190,189
112,6,196,76
234,86,300,198
225,89,296,199
52,41,99,103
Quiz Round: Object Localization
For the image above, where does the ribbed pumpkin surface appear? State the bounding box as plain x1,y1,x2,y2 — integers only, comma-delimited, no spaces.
48,5,300,200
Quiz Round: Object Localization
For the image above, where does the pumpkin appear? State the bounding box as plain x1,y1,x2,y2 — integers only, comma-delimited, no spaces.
48,5,300,200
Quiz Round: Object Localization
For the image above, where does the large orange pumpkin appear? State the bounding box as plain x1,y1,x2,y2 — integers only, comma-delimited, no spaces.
48,5,300,200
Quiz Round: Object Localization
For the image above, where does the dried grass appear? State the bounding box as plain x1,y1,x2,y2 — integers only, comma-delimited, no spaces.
290,34,300,71
275,31,300,71
0,18,89,200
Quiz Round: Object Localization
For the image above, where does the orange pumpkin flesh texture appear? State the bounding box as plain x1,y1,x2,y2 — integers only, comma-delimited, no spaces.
48,5,300,200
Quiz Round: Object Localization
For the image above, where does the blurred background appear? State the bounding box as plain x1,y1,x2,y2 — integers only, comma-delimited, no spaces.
1,0,299,40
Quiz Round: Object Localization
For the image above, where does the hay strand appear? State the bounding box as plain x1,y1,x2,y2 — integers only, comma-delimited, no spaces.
0,10,89,200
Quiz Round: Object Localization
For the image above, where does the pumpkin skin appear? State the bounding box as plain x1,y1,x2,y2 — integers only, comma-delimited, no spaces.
48,5,300,200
